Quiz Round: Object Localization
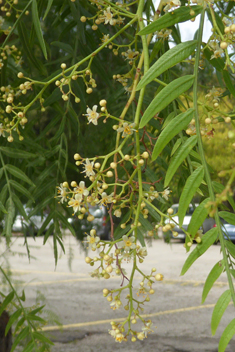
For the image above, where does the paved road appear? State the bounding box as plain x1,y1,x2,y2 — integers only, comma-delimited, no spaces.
2,235,235,351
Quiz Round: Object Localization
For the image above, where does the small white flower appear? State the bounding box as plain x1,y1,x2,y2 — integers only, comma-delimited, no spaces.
86,234,100,250
110,299,122,310
99,192,114,206
74,181,89,197
103,7,115,25
82,158,95,177
0,123,5,137
124,49,139,61
118,235,136,251
85,105,99,125
68,193,82,213
142,320,153,337
164,0,181,12
162,187,171,200
117,122,136,138
101,34,110,46
0,16,4,27
57,183,67,203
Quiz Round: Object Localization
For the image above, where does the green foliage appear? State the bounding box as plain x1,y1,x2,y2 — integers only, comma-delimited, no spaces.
0,0,235,350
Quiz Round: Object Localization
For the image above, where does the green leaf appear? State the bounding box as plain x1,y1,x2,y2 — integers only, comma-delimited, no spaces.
138,5,203,35
0,147,36,159
178,166,204,227
211,290,231,335
43,0,54,20
5,309,22,336
51,41,73,54
36,211,54,237
140,76,194,129
0,291,14,317
187,198,210,237
203,47,224,72
201,261,224,304
170,138,182,156
137,41,197,90
12,194,29,222
223,70,235,98
5,165,35,186
0,201,7,214
218,318,235,352
19,290,26,302
213,181,235,211
32,0,48,59
33,331,54,345
180,227,218,275
164,135,198,187
22,341,34,352
17,22,47,75
162,111,177,130
219,211,235,226
152,108,195,161
9,180,34,201
10,326,29,352
56,211,76,237
225,241,235,259
5,198,15,240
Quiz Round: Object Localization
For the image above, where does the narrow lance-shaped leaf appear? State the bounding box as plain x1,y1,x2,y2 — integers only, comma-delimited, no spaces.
5,198,15,241
223,70,235,98
5,309,22,336
9,180,34,201
219,211,235,226
152,109,195,161
140,75,194,129
137,41,197,91
201,261,224,304
181,227,218,276
0,201,7,214
43,0,54,20
5,165,35,186
178,166,204,227
32,0,48,59
225,241,235,260
0,147,36,159
187,197,210,237
138,5,203,35
0,291,14,317
164,135,198,187
211,290,231,335
10,326,30,352
218,318,235,352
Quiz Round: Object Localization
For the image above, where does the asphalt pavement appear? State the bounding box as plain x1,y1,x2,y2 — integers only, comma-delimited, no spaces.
1,235,235,352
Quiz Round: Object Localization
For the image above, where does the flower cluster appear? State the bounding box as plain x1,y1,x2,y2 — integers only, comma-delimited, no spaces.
84,233,164,342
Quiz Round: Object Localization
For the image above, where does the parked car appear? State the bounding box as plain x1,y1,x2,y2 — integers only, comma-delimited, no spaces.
164,203,214,242
213,222,235,243
1,207,53,236
70,205,111,240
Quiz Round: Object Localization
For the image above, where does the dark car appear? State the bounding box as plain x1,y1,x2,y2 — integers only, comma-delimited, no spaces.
164,203,214,242
70,205,111,240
